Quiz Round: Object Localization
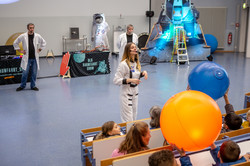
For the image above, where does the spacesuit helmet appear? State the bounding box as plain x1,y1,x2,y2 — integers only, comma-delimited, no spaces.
93,13,105,24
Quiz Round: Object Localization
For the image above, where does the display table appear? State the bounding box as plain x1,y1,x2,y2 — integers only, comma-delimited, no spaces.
0,58,23,85
68,51,110,77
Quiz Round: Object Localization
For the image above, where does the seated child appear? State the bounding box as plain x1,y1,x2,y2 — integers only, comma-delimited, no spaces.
111,121,151,157
93,121,121,140
148,106,169,146
149,106,162,128
222,113,243,133
148,145,192,166
210,140,250,165
221,90,243,133
242,110,250,128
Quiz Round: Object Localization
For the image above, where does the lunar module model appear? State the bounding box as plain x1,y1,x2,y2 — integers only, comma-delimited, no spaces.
140,0,210,65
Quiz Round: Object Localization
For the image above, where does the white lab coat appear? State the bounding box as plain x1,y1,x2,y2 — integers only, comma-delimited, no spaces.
13,32,46,70
113,60,141,122
117,33,138,61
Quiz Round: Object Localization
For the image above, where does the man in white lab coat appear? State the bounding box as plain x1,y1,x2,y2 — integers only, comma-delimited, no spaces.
117,24,138,61
14,23,46,91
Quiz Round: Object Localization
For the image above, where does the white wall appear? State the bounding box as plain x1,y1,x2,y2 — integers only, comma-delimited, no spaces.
246,9,250,58
0,0,149,55
0,0,244,55
0,0,147,17
239,7,248,53
192,0,242,51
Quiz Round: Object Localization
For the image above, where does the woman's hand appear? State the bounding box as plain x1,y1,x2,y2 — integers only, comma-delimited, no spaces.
142,71,148,80
128,78,141,85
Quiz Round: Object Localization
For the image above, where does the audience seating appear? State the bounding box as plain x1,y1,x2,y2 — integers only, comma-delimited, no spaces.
101,145,172,166
81,107,250,166
81,118,159,166
100,128,250,166
126,118,150,131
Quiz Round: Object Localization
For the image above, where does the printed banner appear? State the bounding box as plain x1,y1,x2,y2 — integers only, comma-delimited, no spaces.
0,59,23,85
69,51,110,77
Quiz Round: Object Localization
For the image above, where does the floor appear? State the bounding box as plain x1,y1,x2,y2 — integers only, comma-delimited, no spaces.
0,52,249,166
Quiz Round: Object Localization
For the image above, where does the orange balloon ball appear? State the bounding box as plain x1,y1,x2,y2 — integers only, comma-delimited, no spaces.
160,90,222,151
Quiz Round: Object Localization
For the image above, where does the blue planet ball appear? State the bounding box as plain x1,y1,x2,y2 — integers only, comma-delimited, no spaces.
204,34,218,54
188,61,230,100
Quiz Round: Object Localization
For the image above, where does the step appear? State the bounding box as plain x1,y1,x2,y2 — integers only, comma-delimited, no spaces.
178,59,189,62
177,52,188,55
178,48,187,50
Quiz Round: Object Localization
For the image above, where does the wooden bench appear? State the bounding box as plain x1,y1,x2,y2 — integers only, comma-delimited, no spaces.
222,107,250,121
105,140,250,166
81,118,152,166
81,141,93,166
233,161,250,166
81,127,164,166
101,145,172,166
217,127,250,140
93,128,164,166
126,118,151,131
81,108,250,166
100,128,250,166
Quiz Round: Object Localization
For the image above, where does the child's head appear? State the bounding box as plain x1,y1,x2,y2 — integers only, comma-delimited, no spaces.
148,149,177,166
219,140,241,163
149,106,162,128
102,121,120,137
119,121,151,153
246,110,250,122
224,113,242,130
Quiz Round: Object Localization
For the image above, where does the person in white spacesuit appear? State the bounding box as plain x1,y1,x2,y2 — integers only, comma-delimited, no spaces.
117,24,138,61
113,42,148,122
91,13,110,51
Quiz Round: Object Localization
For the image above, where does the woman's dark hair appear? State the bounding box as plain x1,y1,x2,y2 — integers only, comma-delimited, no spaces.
118,121,149,154
94,121,115,140
149,106,162,128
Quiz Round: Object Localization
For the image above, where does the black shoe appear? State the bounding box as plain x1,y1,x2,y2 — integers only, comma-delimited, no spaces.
207,55,213,61
16,87,24,91
31,87,39,91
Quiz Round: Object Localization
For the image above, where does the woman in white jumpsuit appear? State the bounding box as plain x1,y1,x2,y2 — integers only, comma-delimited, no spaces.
113,43,148,122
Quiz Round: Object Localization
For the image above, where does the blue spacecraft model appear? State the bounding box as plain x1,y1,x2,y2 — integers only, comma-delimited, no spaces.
140,0,211,65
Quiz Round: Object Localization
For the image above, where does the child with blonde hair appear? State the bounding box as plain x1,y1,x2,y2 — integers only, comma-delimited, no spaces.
242,110,250,128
